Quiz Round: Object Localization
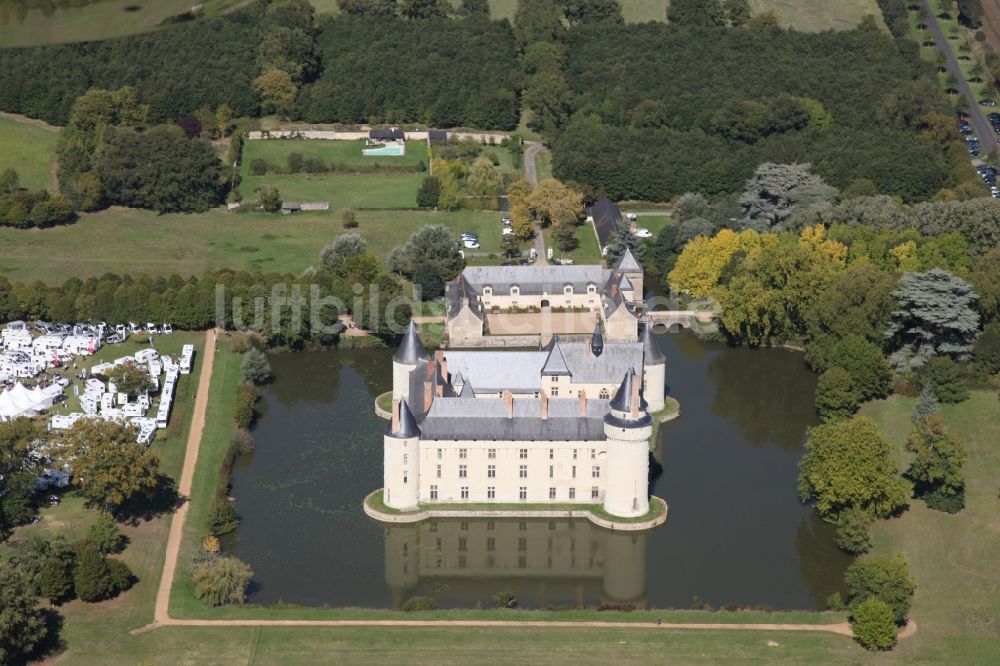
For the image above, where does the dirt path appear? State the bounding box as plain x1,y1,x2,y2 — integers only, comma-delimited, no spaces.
152,328,217,624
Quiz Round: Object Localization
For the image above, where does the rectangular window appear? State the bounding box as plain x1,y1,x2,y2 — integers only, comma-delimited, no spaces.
591,486,599,500
572,465,576,479
549,465,554,478
487,537,495,552
519,448,528,459
460,521,468,531
519,521,527,531
549,487,556,499
592,465,600,478
591,449,596,460
436,464,442,479
552,387,559,397
461,486,469,499
569,487,576,500
459,448,467,459
518,555,527,569
487,521,495,531
403,454,408,465
437,448,442,460
458,537,467,552
518,537,527,551
403,474,407,484
487,486,495,499
430,485,438,500
459,465,467,478
549,448,554,459
519,465,527,479
573,449,578,460
488,464,496,478
488,448,496,459
519,487,527,500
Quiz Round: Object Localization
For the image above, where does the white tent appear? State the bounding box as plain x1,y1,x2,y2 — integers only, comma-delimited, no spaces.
0,382,60,420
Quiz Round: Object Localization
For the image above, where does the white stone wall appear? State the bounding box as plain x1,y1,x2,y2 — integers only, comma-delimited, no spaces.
642,362,666,413
384,434,420,510
392,359,414,401
416,438,608,505
602,419,652,518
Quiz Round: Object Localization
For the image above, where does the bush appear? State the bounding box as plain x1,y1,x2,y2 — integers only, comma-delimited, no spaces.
86,512,125,554
106,557,135,593
233,382,258,429
192,555,253,606
287,152,304,174
412,262,446,300
401,595,438,611
492,591,517,608
250,158,268,176
845,553,915,624
852,596,898,651
834,506,873,554
206,498,239,536
417,176,441,208
973,321,1000,374
72,539,129,602
232,428,256,455
241,349,273,384
340,209,358,229
39,557,75,603
815,367,859,421
918,356,969,403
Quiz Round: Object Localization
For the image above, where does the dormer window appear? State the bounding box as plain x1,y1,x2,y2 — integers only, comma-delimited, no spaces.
563,284,573,295
483,285,493,296
587,283,596,294
510,285,520,296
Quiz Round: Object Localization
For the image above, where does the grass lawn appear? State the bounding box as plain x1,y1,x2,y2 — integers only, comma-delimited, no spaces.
632,215,672,238
0,0,248,47
860,391,1000,663
533,146,552,181
0,206,505,283
245,139,428,169
545,222,604,266
241,171,423,209
0,114,59,191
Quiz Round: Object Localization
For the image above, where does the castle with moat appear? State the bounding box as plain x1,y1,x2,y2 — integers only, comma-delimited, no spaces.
379,254,666,521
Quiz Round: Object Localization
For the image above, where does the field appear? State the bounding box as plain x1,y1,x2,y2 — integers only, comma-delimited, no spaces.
0,206,505,283
240,139,429,208
0,0,247,47
0,113,58,191
861,391,1000,663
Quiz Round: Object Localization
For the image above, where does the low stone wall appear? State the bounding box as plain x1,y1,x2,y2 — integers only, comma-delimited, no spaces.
363,490,669,532
449,335,541,348
246,130,510,143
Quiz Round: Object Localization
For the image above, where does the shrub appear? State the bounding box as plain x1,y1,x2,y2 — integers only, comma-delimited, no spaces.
233,382,258,429
492,591,517,608
39,557,75,603
241,349,273,384
192,555,253,606
106,557,135,593
72,539,129,602
250,158,268,176
845,553,915,624
202,535,220,553
287,152,304,174
206,498,239,536
86,512,125,554
906,416,966,513
341,209,358,229
416,176,441,208
973,322,1000,374
852,596,898,651
826,591,844,611
918,356,969,403
815,367,859,421
232,428,256,455
834,506,873,554
401,596,438,611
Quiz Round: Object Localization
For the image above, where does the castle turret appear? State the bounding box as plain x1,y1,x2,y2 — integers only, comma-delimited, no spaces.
392,321,428,401
614,248,644,303
384,398,421,510
591,323,604,357
602,369,652,518
384,524,420,609
640,321,666,412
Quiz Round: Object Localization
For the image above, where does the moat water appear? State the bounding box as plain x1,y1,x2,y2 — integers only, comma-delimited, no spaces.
225,332,851,610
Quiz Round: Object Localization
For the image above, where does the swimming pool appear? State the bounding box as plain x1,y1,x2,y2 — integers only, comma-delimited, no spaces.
363,142,406,156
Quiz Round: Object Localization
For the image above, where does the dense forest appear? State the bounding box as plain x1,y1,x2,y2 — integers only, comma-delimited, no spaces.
298,16,520,129
550,20,969,202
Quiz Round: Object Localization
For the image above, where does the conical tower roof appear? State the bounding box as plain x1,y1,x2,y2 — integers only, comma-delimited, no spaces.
614,248,642,273
609,368,648,413
641,321,665,365
394,321,428,364
541,340,571,376
591,322,604,357
459,381,476,399
386,398,421,438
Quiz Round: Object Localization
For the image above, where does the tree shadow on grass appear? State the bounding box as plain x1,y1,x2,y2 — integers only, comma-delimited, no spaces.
23,608,65,666
116,474,180,525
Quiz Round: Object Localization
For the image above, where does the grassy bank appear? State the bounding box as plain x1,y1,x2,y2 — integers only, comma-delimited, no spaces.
0,115,58,191
861,391,1000,662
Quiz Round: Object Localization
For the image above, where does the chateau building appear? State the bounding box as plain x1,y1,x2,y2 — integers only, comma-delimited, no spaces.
382,315,666,519
445,249,644,341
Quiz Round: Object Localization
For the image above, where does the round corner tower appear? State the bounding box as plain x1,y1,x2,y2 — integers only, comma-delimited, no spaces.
602,369,652,518
640,321,666,413
392,320,428,401
384,398,421,511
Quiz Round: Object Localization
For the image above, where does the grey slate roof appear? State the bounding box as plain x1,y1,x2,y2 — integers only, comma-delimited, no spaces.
458,382,476,399
588,197,622,249
443,351,547,392
619,273,633,292
590,323,604,357
446,274,483,320
460,265,611,296
386,399,421,438
394,321,429,364
419,397,609,441
541,343,571,376
609,368,648,413
641,322,666,365
615,248,642,273
557,340,643,384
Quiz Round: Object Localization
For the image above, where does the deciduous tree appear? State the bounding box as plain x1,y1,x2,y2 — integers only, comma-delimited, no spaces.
905,415,966,513
852,596,897,651
0,565,49,663
845,553,915,624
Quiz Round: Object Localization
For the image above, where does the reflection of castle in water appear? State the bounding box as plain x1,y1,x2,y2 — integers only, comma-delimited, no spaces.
383,518,647,610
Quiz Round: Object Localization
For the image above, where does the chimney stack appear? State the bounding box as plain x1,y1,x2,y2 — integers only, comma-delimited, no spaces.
630,376,640,419
611,282,619,298
503,389,513,419
540,391,549,420
578,389,587,417
424,381,433,409
391,399,400,432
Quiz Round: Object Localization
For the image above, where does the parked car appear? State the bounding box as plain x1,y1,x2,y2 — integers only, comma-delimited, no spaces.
145,323,159,334
128,322,141,334
105,333,126,345
501,227,514,236
33,321,51,334
632,228,652,238
463,239,481,249
981,99,997,107
162,323,173,335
